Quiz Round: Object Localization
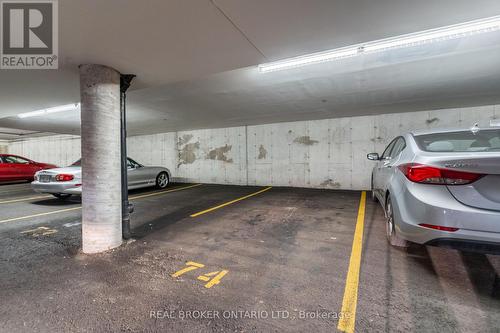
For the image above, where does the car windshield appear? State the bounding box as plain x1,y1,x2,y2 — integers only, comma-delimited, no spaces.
414,129,500,152
70,158,141,167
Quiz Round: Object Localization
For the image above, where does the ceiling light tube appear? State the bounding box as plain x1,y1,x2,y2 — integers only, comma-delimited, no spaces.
17,103,80,119
258,46,359,72
258,15,500,72
363,15,500,52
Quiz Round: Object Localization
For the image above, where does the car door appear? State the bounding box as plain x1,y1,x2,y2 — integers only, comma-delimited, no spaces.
3,155,30,180
20,156,42,178
373,139,397,196
126,158,139,188
126,158,152,189
19,156,36,179
378,137,406,193
0,156,10,182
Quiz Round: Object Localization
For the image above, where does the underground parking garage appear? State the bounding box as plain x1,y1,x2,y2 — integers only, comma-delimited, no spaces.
1,1,500,332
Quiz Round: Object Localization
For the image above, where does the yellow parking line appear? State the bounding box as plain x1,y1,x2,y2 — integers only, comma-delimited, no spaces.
190,186,272,218
337,191,367,333
0,207,82,224
129,183,202,200
0,195,52,204
0,184,202,225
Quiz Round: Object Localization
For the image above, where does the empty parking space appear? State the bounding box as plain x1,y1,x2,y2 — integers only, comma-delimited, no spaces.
1,183,499,332
0,184,361,332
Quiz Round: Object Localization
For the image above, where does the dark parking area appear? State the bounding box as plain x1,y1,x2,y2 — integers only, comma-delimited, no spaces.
1,183,499,332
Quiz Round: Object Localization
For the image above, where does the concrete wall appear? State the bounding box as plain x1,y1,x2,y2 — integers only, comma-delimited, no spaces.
7,104,500,190
7,135,81,166
246,105,499,189
0,140,8,154
127,132,177,177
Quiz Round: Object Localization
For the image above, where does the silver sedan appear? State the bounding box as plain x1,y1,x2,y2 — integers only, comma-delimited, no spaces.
32,158,171,199
368,127,500,253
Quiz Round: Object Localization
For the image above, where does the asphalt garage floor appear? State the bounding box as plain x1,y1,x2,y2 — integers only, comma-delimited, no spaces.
0,182,499,332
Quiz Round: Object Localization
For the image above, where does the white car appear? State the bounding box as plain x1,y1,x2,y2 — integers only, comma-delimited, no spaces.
32,157,171,199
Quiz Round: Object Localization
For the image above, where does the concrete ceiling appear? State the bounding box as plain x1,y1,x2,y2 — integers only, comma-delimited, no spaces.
1,0,500,138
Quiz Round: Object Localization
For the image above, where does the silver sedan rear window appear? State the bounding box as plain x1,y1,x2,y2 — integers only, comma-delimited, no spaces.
414,129,500,152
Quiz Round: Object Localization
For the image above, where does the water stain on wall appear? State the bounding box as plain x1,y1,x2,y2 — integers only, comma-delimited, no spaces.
294,136,319,145
370,136,384,143
206,144,233,163
321,179,341,188
178,134,193,146
258,145,267,159
426,117,440,125
178,134,200,167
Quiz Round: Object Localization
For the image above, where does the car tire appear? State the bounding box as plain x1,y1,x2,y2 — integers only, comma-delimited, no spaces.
156,172,169,189
385,196,409,248
52,193,72,200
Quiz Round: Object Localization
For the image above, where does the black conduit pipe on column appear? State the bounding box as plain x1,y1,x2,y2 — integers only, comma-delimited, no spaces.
120,74,136,240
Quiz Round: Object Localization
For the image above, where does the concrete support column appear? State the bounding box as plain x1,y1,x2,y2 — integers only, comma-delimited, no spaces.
80,64,122,254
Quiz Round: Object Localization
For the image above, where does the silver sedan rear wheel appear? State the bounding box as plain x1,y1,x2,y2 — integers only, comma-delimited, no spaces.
156,172,169,189
385,196,409,248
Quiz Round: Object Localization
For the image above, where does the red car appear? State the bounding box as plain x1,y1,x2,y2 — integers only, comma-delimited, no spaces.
0,154,57,183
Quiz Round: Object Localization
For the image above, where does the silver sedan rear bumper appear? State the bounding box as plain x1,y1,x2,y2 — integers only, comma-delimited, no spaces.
31,181,82,195
391,176,500,245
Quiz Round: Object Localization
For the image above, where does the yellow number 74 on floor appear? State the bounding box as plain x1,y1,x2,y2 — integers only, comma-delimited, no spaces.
171,261,205,278
171,261,228,289
197,270,229,288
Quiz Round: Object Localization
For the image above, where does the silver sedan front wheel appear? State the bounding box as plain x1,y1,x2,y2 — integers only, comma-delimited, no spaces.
156,172,169,189
371,176,378,202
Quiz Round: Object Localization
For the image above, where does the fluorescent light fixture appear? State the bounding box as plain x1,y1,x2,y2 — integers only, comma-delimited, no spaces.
17,103,80,119
363,15,500,52
258,46,359,72
259,15,500,72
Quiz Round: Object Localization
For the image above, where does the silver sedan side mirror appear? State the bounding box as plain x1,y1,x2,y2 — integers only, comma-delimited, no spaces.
367,153,380,161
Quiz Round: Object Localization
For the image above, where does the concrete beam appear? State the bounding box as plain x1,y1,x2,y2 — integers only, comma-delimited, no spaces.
80,64,122,254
